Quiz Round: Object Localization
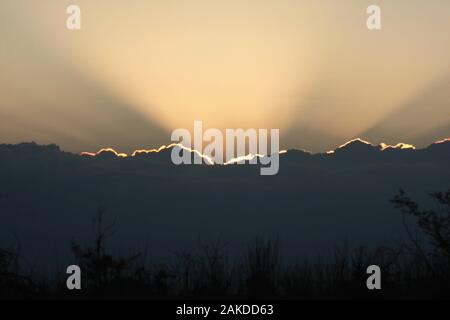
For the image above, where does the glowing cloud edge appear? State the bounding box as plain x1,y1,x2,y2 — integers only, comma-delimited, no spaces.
80,137,449,163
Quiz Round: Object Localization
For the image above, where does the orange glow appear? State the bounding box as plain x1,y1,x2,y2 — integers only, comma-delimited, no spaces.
80,148,128,158
81,137,450,164
131,143,179,157
330,138,420,153
379,142,416,151
81,145,288,165
434,137,450,144
80,152,96,157
171,144,215,165
3,1,450,153
81,144,214,164
337,138,373,149
224,154,265,165
224,150,287,165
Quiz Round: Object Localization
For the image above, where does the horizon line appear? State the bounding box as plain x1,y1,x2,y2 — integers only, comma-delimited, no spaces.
1,136,448,163
78,136,450,164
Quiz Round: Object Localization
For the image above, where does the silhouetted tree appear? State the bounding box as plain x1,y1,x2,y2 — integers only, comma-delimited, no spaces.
70,207,141,295
391,189,450,281
0,245,40,297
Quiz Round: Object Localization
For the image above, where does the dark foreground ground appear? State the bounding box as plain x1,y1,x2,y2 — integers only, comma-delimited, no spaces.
1,141,449,299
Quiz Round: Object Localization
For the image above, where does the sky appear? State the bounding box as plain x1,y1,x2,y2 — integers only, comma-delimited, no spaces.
0,0,449,153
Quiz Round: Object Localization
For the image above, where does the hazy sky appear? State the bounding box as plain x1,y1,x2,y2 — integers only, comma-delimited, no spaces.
1,0,449,153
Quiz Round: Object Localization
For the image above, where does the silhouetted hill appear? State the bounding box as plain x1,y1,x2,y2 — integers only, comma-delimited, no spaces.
0,138,449,271
334,138,378,154
425,139,450,155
